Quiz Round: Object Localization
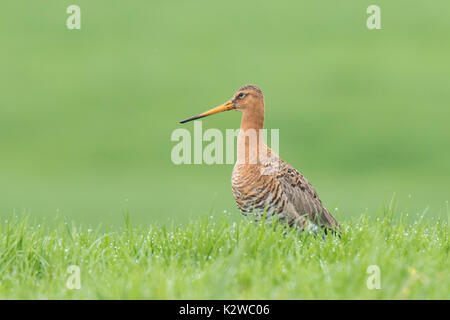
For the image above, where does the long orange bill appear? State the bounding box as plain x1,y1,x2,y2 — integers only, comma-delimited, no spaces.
180,100,234,124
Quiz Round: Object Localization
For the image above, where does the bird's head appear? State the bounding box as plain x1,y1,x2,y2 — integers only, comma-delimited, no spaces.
179,85,264,124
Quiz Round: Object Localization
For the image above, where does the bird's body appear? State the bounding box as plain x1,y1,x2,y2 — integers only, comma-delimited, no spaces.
232,156,339,231
181,85,339,232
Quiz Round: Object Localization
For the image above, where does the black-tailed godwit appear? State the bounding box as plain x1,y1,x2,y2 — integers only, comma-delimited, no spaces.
180,85,339,232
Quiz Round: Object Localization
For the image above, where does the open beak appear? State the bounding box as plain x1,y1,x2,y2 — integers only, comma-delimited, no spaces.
180,100,234,124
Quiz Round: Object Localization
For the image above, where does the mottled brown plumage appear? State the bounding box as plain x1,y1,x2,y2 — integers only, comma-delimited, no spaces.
180,85,339,232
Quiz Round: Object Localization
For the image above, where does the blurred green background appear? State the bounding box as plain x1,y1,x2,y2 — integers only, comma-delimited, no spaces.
1,1,449,226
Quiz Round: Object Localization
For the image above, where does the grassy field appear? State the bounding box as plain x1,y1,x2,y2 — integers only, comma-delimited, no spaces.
0,208,448,299
1,1,449,299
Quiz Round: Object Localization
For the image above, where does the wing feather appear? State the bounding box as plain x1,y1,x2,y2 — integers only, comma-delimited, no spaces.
276,159,339,231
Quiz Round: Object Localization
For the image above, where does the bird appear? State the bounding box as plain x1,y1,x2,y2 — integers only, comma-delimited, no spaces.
180,85,339,233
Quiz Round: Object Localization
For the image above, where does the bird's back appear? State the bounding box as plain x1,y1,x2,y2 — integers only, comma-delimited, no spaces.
232,151,339,232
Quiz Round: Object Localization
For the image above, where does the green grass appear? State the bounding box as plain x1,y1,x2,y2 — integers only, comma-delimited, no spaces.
1,208,448,299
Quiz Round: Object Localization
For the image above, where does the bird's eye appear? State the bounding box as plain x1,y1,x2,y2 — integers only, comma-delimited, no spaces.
238,93,245,98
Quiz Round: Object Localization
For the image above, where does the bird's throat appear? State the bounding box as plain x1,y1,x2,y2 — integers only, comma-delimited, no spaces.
237,110,266,165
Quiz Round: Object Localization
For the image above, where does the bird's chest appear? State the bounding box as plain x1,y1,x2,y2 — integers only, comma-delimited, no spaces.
231,164,284,220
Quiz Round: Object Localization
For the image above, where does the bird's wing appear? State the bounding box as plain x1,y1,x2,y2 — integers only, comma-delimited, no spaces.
275,159,339,230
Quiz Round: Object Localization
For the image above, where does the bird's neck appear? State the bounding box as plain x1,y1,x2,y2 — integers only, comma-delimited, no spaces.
240,110,264,132
237,110,267,165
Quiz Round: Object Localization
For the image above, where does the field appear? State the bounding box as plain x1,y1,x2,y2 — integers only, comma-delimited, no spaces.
1,1,449,299
0,210,448,299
